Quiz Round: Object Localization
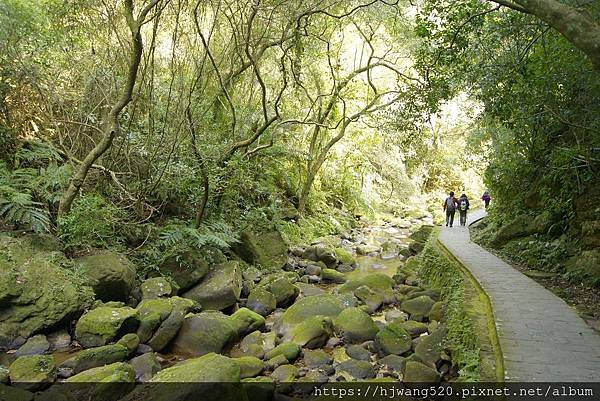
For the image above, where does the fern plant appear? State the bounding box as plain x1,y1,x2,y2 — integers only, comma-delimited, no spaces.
158,219,239,250
0,187,51,233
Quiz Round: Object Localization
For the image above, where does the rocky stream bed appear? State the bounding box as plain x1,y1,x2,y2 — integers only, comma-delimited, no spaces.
0,214,455,401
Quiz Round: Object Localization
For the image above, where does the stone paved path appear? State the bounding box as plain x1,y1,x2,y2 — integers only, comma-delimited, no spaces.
438,209,600,381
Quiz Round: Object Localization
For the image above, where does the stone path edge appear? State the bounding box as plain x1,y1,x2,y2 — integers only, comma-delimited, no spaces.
435,236,505,382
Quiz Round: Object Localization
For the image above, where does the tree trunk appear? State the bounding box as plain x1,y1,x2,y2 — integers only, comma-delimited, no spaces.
58,1,155,218
492,0,600,69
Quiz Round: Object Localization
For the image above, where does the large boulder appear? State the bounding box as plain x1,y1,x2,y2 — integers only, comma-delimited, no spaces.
283,316,333,349
274,294,345,338
140,277,174,299
135,298,174,344
408,225,433,244
338,273,395,293
59,342,131,375
232,356,264,379
400,296,435,321
414,326,447,368
170,312,237,357
65,362,135,401
182,261,242,310
125,353,243,401
77,251,137,302
130,352,161,382
321,268,346,284
565,250,600,282
491,214,536,247
334,248,357,266
234,229,288,270
259,275,299,307
333,307,379,344
336,359,376,380
74,306,140,348
0,236,94,348
159,250,210,292
302,244,337,267
9,355,56,391
375,321,412,356
246,288,276,316
135,296,196,351
65,361,135,383
15,335,50,357
229,308,266,337
403,360,440,383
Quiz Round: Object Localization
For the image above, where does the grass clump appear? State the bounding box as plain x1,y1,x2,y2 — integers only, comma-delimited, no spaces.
415,228,487,382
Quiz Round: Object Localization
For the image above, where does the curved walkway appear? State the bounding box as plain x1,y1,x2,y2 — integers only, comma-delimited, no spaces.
438,209,600,381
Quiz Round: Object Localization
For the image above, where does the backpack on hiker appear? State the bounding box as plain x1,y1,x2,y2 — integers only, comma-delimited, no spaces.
460,199,468,211
446,197,456,211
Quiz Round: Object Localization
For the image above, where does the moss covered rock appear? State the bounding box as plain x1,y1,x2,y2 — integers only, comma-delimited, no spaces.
140,277,173,299
260,275,299,307
0,384,33,401
182,261,242,310
400,295,435,320
302,244,337,267
126,354,243,401
229,308,266,337
15,334,50,357
270,364,297,393
9,355,56,391
170,312,236,357
77,251,137,302
414,326,447,368
130,352,161,382
264,343,301,362
159,250,209,292
403,360,440,383
246,287,276,316
65,361,135,401
75,306,140,348
491,214,536,247
0,365,8,383
153,353,240,382
396,321,428,338
0,236,94,348
321,268,346,284
354,285,384,313
375,322,412,356
335,248,357,266
233,356,264,379
303,349,333,368
284,316,333,349
333,307,379,344
234,229,288,270
60,343,131,375
429,301,446,322
275,294,345,338
565,250,600,282
241,377,275,401
338,273,395,293
408,225,433,244
336,359,375,380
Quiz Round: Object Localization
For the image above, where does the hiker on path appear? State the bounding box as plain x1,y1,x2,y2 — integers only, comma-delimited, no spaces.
458,193,470,226
443,191,459,227
481,191,491,209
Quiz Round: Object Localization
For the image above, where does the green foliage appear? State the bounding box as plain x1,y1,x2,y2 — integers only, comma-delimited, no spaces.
278,207,356,246
416,231,482,381
499,236,569,273
58,193,127,251
158,219,238,251
0,161,54,233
